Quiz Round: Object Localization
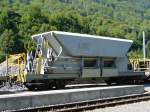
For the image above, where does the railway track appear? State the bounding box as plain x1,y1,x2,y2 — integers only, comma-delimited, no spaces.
12,92,150,112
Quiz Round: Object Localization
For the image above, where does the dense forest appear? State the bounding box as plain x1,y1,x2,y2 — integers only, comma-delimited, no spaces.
0,0,150,62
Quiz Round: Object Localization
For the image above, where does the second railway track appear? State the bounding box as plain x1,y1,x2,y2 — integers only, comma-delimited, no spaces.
13,92,150,112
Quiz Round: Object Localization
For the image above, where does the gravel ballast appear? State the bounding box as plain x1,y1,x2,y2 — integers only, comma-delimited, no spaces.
0,83,27,94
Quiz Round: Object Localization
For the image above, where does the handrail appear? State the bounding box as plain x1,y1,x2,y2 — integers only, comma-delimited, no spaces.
129,58,150,72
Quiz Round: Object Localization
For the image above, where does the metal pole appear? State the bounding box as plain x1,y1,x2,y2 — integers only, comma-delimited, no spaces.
6,54,11,85
143,31,146,59
6,55,8,82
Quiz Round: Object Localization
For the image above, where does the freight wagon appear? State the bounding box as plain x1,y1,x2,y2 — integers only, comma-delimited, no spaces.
24,31,148,90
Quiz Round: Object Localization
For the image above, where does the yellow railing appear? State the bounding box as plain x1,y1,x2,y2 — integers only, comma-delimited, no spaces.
17,53,26,82
0,53,27,83
129,58,150,72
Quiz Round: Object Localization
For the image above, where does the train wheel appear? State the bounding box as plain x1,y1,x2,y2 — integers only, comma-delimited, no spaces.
27,85,35,91
36,82,52,90
105,80,112,86
0,81,2,86
55,81,66,89
48,83,54,89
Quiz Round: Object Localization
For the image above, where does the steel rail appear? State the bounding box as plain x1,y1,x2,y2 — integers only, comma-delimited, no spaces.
12,93,150,112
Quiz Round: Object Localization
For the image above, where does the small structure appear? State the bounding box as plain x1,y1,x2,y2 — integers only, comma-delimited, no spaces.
0,54,26,84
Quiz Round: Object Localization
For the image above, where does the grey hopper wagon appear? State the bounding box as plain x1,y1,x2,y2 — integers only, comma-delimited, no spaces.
24,31,144,90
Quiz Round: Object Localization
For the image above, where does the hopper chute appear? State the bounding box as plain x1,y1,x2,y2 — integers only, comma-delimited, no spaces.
32,31,133,58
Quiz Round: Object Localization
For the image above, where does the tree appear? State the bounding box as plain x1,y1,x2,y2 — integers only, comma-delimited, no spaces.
0,0,149,57
0,9,20,34
18,5,48,37
147,41,150,58
48,11,90,33
0,10,9,33
0,29,16,53
0,51,6,63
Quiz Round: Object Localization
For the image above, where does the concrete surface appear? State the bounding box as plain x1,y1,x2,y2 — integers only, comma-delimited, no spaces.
144,84,150,92
86,100,150,112
0,85,144,111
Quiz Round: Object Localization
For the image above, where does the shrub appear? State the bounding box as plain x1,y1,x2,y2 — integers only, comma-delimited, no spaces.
0,52,6,63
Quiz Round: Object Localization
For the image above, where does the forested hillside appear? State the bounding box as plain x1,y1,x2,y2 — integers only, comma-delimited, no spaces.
0,0,150,61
